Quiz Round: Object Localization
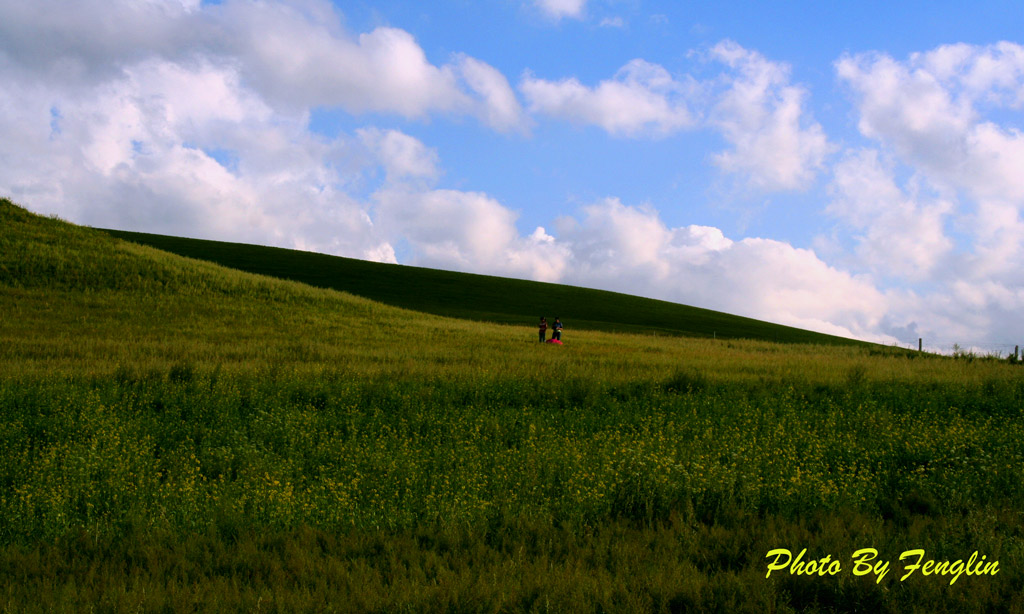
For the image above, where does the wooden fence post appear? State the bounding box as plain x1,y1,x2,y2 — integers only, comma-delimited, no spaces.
918,338,922,352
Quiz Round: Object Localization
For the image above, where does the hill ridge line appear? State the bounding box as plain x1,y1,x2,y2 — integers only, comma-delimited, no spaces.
101,226,867,346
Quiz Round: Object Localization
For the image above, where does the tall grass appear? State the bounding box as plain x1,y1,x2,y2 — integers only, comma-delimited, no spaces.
3,368,1022,539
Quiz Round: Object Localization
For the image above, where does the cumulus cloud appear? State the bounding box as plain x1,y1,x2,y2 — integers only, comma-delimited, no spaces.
357,128,440,182
0,51,391,260
708,41,832,191
217,1,529,129
552,198,889,340
521,59,697,136
521,41,830,190
220,8,467,116
0,0,522,130
836,51,975,179
828,149,953,280
0,0,206,83
453,54,530,134
837,42,1024,204
833,42,1024,348
374,187,571,282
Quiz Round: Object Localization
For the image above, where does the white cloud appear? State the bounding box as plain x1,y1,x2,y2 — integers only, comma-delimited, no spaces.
357,128,440,182
915,42,1024,109
0,0,206,83
880,279,1024,353
453,54,530,134
838,47,1024,247
374,187,571,282
0,0,521,129
521,59,696,136
0,54,391,261
837,43,1024,204
832,42,1024,348
836,51,974,178
221,2,524,129
708,41,832,191
534,0,587,20
521,41,830,191
217,2,469,117
553,198,890,340
599,16,626,28
828,149,953,280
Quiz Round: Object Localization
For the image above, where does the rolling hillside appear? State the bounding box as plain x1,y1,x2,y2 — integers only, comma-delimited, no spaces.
103,228,867,346
0,197,490,378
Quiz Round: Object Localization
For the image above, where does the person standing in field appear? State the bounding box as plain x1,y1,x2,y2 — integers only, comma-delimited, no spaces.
539,316,547,342
553,317,563,341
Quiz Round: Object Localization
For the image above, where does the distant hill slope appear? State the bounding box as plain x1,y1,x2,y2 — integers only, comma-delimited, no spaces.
104,228,866,346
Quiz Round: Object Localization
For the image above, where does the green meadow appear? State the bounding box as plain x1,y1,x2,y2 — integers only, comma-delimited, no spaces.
1,197,1023,612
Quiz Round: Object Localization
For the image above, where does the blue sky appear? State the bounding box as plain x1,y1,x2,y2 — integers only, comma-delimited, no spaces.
2,0,1024,351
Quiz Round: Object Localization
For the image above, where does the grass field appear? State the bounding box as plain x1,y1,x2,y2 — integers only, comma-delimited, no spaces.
2,197,1023,612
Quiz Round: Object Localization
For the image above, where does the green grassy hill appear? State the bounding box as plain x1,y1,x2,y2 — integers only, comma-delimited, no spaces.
0,197,494,379
103,228,867,346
